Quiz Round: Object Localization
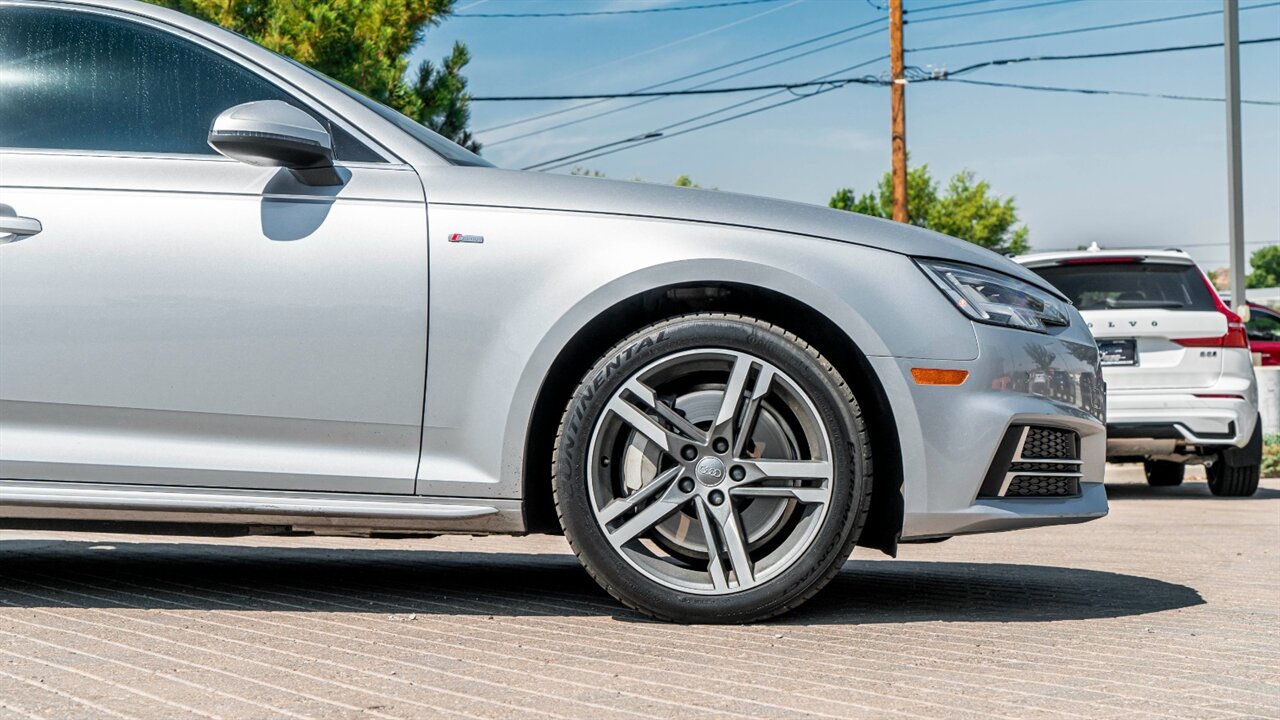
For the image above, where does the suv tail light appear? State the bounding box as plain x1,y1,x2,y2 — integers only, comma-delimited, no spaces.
1174,270,1250,349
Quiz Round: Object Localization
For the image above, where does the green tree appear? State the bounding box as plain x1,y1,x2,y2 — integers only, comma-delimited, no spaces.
149,0,480,152
411,42,481,153
829,187,883,217
672,175,717,189
829,164,1029,255
1247,245,1280,288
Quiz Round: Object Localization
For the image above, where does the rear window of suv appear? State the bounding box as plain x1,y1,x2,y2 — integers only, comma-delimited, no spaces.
1030,262,1218,312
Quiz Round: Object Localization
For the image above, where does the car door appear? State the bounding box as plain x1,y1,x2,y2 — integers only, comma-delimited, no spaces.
0,5,429,494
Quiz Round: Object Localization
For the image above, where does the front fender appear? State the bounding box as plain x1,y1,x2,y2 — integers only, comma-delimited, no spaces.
415,205,976,500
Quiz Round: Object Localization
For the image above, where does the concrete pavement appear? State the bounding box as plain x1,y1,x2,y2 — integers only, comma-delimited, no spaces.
1,467,1277,719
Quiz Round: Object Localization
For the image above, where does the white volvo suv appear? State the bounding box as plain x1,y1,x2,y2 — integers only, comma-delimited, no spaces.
1018,249,1261,496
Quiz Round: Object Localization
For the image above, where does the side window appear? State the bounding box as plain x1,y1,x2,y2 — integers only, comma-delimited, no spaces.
0,7,382,162
1247,310,1280,342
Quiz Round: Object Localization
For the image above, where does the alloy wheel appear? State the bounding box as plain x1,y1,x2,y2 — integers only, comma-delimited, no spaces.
586,348,835,594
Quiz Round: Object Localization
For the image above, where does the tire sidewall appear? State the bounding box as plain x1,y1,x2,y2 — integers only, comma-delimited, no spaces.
553,315,867,623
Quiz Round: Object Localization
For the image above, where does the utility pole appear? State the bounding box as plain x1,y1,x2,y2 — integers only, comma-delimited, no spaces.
1224,0,1249,320
889,0,908,223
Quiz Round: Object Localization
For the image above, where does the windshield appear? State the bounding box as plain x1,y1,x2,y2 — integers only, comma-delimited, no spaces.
282,57,493,168
1031,262,1217,311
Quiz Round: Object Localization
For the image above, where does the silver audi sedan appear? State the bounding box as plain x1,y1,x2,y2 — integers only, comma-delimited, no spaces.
0,0,1107,622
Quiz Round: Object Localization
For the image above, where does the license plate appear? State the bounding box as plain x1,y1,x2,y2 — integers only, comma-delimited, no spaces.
1098,338,1137,366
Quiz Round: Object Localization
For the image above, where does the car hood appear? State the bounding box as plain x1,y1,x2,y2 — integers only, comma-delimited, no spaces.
424,167,1056,293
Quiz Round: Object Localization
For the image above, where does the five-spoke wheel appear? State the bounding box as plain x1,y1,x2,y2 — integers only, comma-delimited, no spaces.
554,314,871,623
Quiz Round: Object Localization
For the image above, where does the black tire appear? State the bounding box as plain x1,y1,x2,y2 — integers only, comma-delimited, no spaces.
1207,458,1261,497
1207,420,1263,497
551,313,873,623
1143,460,1185,487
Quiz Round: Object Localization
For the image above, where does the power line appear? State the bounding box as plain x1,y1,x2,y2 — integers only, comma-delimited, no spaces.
474,37,1280,101
476,0,844,135
518,35,1280,171
632,17,885,89
483,19,888,139
483,98,663,148
454,0,787,18
940,78,1280,106
503,3,1280,168
522,56,888,171
526,84,847,171
550,0,804,88
648,54,887,135
477,98,610,135
479,0,1197,136
906,0,1086,25
904,0,1005,14
478,0,1099,131
908,1,1280,53
475,2,1280,105
476,20,885,135
679,0,1081,90
941,36,1280,78
484,24,887,147
476,76,883,101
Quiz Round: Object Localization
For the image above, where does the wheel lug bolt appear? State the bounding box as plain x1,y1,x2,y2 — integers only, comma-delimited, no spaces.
713,438,729,454
678,478,696,493
709,490,725,506
681,445,698,461
730,465,745,481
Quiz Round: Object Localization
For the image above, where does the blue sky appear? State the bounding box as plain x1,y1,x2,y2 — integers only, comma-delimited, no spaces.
411,0,1280,270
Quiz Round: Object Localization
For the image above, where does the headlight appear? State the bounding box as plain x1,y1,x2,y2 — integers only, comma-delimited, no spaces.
916,259,1070,333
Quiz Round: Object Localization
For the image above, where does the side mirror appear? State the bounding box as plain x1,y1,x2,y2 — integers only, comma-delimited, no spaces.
208,100,342,186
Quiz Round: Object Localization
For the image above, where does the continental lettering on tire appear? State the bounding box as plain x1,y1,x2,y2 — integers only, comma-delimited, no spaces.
564,329,669,452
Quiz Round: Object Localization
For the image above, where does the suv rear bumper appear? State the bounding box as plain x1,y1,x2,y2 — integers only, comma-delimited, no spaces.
1106,391,1258,450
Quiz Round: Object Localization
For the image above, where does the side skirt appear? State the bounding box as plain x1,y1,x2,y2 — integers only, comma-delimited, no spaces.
0,480,525,536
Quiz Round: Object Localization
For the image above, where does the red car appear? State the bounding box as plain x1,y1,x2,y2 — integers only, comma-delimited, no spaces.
1246,303,1280,366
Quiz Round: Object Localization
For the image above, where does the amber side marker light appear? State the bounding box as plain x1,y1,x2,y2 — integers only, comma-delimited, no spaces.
911,368,970,386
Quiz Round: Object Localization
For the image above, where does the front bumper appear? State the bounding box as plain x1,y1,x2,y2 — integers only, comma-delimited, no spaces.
870,321,1108,541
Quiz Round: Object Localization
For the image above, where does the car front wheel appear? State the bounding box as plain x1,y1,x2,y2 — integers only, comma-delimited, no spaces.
552,313,872,623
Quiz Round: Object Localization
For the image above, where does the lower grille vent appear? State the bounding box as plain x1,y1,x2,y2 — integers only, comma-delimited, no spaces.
1021,427,1079,460
1005,475,1079,497
979,425,1083,499
1009,461,1078,473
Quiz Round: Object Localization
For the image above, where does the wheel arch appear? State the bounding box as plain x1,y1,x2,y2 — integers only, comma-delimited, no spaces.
520,280,903,556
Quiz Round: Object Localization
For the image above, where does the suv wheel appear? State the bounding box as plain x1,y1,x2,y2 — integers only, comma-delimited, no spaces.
1143,460,1184,487
552,313,872,623
1207,421,1263,497
1207,459,1261,497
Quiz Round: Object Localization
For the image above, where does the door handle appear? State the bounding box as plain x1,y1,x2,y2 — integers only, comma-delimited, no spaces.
0,204,42,242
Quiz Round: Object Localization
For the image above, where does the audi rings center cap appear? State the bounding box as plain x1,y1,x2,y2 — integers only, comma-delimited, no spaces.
695,456,727,486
